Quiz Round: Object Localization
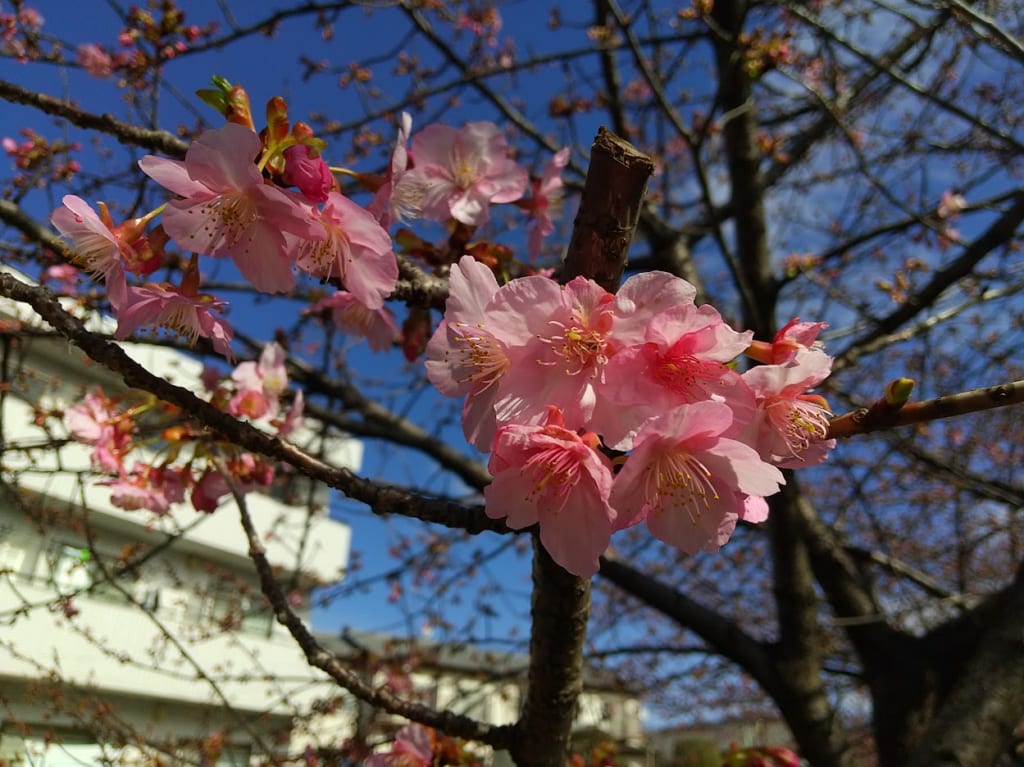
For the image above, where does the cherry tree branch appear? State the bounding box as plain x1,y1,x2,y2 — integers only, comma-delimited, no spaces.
0,271,504,535
230,476,514,749
828,379,1024,439
0,79,189,157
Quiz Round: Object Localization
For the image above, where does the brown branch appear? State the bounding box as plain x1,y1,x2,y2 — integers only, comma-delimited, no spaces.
230,478,514,749
827,379,1024,438
907,561,1024,767
0,79,189,158
0,270,505,535
836,190,1024,370
510,541,591,766
561,126,655,293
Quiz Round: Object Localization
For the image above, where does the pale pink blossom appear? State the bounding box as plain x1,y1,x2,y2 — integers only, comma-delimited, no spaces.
101,465,186,515
65,389,131,474
399,122,528,226
610,401,784,554
229,342,288,419
139,123,322,293
51,195,128,310
42,263,81,295
282,144,333,203
294,191,397,309
115,283,234,358
486,274,618,433
741,350,835,468
364,724,433,767
308,291,397,352
597,302,755,449
367,112,419,228
745,317,827,365
526,147,569,259
937,189,967,220
76,43,114,78
936,189,966,249
609,269,700,342
485,407,616,577
425,256,512,450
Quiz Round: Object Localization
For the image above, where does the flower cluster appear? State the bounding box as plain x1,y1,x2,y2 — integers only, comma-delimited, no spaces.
63,343,301,515
50,82,563,359
427,257,835,576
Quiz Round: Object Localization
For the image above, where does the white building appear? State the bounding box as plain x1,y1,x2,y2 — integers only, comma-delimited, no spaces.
0,274,358,766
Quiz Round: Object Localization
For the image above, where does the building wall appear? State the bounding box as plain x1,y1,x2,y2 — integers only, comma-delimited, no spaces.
0,279,357,766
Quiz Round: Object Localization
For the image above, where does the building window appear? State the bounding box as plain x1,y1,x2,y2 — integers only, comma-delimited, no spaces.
46,543,159,609
49,543,99,594
3,733,119,767
203,579,274,637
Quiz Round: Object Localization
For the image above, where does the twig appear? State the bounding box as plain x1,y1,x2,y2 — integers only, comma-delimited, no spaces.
828,379,1024,439
0,270,505,535
228,473,514,749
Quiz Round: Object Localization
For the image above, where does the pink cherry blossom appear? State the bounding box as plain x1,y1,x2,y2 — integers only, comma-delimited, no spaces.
425,255,512,450
399,122,528,226
526,147,569,259
101,464,186,515
77,43,114,78
65,389,131,474
596,302,756,449
610,269,700,342
115,283,234,358
308,290,398,352
937,189,967,219
485,274,618,433
936,189,967,249
282,144,333,203
229,342,288,419
51,195,129,310
367,112,419,228
293,191,397,309
138,123,322,293
485,407,616,577
745,316,827,365
610,401,784,554
191,469,230,513
741,349,835,468
364,724,433,767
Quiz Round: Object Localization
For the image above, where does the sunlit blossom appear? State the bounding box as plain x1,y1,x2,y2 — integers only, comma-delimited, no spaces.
399,121,528,226
741,349,835,468
485,407,616,577
115,283,234,358
610,401,784,554
367,112,419,228
51,195,129,311
293,191,397,310
425,255,512,450
139,123,322,293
